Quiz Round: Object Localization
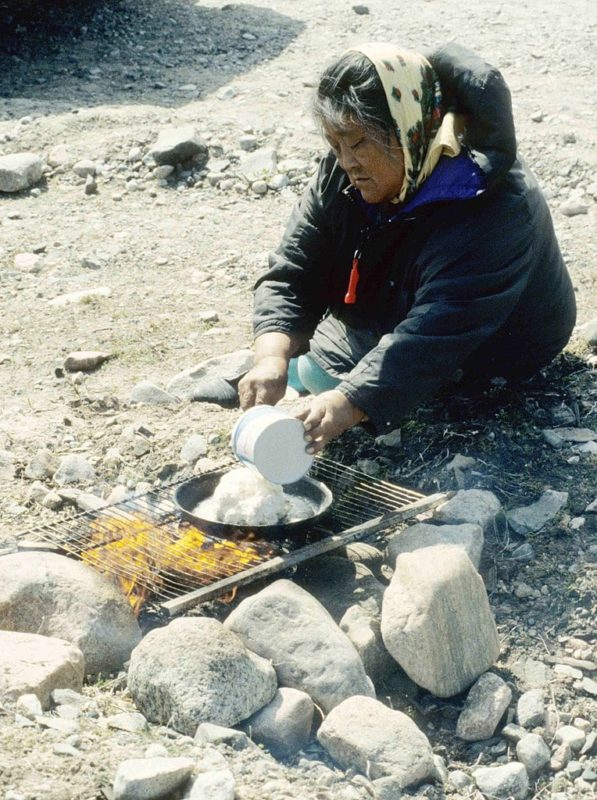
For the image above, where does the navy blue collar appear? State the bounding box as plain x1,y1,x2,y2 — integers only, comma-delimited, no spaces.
347,151,487,227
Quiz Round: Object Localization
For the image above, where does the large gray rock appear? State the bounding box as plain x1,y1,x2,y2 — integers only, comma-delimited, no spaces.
148,125,208,167
167,350,253,400
113,757,194,800
224,579,374,713
0,152,44,192
0,552,141,676
456,672,512,741
127,617,277,735
506,490,569,535
240,687,314,759
0,631,84,708
317,695,437,789
386,522,484,569
381,544,500,697
433,489,502,531
473,763,529,799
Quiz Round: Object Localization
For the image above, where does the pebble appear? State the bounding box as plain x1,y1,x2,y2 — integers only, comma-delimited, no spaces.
106,712,148,733
516,688,545,728
251,179,268,195
14,252,41,273
16,693,43,720
145,743,169,758
502,723,527,743
473,762,529,800
180,434,208,464
516,733,551,776
555,725,586,752
560,198,589,216
73,159,97,178
52,743,81,758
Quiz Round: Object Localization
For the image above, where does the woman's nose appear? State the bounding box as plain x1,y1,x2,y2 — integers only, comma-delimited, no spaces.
338,144,359,171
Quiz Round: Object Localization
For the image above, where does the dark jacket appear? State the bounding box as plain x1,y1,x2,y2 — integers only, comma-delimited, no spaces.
252,44,576,435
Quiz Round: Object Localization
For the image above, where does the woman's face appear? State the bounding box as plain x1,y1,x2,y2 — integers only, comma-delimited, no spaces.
324,121,405,204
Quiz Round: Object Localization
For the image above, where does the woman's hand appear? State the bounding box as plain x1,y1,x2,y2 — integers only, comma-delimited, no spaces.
295,390,367,453
238,356,289,409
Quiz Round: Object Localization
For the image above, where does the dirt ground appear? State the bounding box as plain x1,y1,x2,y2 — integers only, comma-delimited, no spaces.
0,0,595,798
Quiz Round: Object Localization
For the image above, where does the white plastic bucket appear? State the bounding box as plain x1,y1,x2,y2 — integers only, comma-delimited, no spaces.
230,405,313,485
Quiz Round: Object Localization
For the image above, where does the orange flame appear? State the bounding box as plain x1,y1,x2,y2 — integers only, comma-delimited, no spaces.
78,513,273,615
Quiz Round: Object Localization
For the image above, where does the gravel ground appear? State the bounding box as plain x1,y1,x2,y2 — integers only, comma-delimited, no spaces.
0,0,595,798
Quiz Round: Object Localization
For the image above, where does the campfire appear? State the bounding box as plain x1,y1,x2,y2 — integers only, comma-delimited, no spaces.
78,513,275,615
18,458,446,615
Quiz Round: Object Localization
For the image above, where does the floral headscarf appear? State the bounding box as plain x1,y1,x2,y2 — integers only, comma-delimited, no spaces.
350,43,461,203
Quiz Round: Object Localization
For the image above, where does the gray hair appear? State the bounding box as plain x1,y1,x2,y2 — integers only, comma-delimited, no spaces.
312,50,397,146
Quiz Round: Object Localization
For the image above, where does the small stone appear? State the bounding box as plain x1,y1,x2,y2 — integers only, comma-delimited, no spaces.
448,769,473,789
106,711,148,733
42,491,64,510
352,4,370,14
73,159,97,178
84,174,98,195
239,134,258,151
129,381,179,405
153,165,174,180
531,111,544,122
112,757,194,800
145,743,169,758
550,742,572,771
269,173,289,190
516,689,545,728
48,286,112,306
560,198,589,217
251,179,268,195
53,454,95,485
566,761,584,779
180,434,208,464
35,715,79,735
195,723,252,750
186,768,235,800
473,762,529,799
14,252,41,273
456,673,512,741
554,663,583,680
554,725,586,752
149,126,208,168
47,144,71,167
502,723,528,743
516,733,551,776
16,693,43,720
53,743,81,757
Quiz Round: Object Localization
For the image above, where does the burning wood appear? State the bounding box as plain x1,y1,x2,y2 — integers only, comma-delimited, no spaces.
75,512,275,615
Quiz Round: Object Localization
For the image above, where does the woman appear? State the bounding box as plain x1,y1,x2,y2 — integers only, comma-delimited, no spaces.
238,43,576,453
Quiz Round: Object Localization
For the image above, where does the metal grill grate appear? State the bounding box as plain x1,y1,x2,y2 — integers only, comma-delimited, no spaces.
16,457,447,615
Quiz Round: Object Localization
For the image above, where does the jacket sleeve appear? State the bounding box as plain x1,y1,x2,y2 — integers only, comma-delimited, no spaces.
252,155,340,342
337,191,534,434
426,43,517,182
